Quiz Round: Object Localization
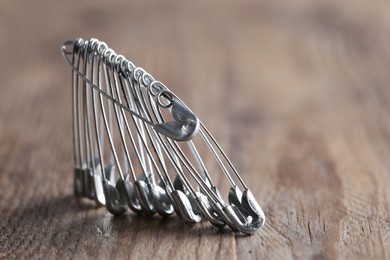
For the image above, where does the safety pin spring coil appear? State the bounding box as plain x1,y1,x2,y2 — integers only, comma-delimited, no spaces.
61,38,265,234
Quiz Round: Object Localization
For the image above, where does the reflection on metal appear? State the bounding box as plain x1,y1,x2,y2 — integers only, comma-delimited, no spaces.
61,38,265,234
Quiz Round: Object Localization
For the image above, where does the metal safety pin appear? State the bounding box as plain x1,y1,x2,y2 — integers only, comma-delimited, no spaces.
72,39,106,205
198,125,265,233
147,91,225,226
133,81,202,223
148,89,265,233
127,68,177,216
103,56,156,216
66,39,172,216
93,50,128,216
63,38,265,234
130,72,202,219
149,92,257,230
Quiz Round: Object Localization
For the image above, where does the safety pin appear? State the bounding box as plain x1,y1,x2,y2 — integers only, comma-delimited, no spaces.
63,38,265,234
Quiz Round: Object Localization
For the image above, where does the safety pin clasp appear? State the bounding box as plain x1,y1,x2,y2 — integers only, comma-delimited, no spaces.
116,175,143,214
102,164,128,216
225,187,265,234
153,91,200,141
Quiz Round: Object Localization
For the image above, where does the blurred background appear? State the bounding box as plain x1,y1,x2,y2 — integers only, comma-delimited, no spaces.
1,0,390,258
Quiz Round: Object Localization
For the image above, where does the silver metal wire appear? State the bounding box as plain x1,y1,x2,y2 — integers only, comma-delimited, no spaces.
61,38,265,234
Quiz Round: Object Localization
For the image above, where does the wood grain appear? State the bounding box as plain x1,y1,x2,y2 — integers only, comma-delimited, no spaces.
1,0,390,259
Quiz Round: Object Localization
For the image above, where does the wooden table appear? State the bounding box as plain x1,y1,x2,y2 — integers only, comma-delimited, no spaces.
1,0,390,259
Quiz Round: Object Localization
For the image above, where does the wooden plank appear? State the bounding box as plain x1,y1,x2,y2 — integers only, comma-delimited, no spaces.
1,0,390,259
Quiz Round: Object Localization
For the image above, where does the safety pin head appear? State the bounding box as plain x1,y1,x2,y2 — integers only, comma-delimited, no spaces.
195,193,226,228
74,166,106,206
171,190,202,224
102,164,128,216
153,91,200,141
148,183,174,217
116,175,142,214
229,186,265,224
223,187,265,234
241,189,265,222
134,180,156,215
222,205,264,234
90,163,106,206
